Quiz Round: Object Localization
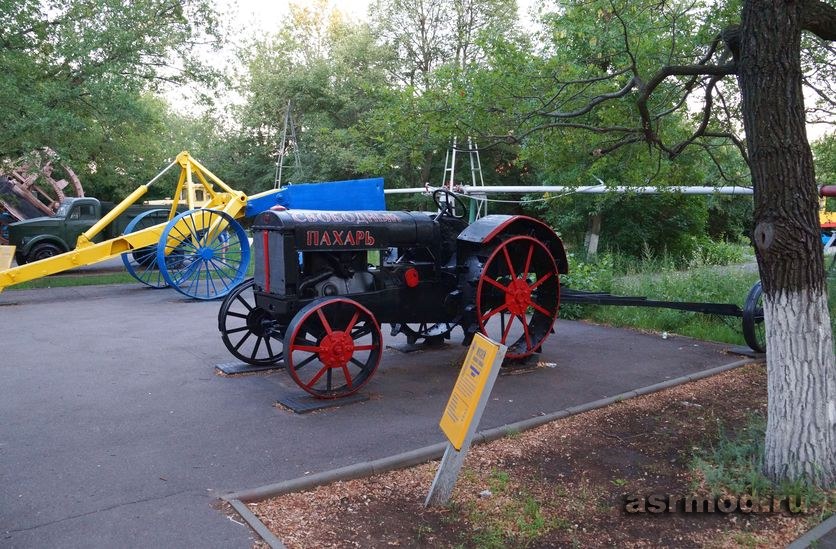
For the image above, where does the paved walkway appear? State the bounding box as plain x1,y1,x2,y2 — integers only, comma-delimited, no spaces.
1,284,744,548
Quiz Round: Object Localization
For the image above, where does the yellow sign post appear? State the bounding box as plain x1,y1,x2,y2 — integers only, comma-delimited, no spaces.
425,333,506,507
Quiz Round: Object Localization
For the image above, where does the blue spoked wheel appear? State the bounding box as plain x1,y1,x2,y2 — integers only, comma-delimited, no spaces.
157,208,250,300
121,209,172,288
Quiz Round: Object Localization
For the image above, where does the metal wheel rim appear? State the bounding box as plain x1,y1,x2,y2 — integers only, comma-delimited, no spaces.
476,235,560,359
157,208,250,300
284,298,382,399
218,278,284,365
32,245,60,261
742,280,765,353
121,208,170,288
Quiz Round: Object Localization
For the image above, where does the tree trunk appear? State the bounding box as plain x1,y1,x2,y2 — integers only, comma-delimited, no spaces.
738,0,836,485
420,150,434,186
584,213,602,260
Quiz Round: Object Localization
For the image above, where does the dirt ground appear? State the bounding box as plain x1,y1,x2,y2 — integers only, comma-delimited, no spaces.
244,362,834,548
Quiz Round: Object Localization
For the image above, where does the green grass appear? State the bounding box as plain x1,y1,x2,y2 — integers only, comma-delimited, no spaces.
691,413,836,514
564,252,836,347
583,266,761,346
691,414,773,498
488,469,511,493
8,252,257,291
10,271,139,290
460,491,555,548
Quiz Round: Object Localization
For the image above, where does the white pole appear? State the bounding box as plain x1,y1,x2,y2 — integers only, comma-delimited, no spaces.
384,185,754,195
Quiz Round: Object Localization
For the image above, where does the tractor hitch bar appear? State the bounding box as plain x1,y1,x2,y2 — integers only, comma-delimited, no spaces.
560,282,765,353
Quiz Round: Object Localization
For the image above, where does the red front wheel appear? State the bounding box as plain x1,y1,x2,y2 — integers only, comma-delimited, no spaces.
476,235,560,359
284,298,383,398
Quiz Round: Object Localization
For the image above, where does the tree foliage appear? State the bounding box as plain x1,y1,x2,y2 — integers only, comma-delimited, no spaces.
229,0,526,197
227,1,395,192
507,0,836,485
370,0,518,89
0,0,225,199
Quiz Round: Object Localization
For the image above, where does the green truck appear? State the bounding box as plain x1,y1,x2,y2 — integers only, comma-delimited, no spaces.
8,197,174,264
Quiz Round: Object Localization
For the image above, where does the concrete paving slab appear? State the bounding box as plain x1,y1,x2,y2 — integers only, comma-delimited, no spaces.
0,284,741,547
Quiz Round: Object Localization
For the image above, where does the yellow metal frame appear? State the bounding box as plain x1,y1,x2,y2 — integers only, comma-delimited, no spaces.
0,151,249,292
820,198,836,229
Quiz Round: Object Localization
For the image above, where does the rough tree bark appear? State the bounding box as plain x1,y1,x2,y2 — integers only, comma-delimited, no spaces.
738,0,836,485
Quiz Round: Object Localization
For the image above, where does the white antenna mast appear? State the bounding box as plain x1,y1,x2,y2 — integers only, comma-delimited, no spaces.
273,100,301,189
440,136,486,219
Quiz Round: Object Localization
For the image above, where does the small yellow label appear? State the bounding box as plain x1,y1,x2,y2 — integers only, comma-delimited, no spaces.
439,333,501,450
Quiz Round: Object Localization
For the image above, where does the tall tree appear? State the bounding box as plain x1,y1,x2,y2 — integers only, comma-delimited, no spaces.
738,0,835,484
370,0,517,90
233,2,393,189
367,0,521,187
488,0,836,484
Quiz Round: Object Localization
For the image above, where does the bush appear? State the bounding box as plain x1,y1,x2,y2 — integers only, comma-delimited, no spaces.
559,254,614,319
562,253,614,291
706,195,754,242
692,414,834,509
527,192,714,262
690,238,747,267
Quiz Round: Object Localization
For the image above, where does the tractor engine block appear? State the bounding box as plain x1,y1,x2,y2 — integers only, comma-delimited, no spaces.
298,251,375,298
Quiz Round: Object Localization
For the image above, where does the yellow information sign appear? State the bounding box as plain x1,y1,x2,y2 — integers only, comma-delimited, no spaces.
439,333,502,450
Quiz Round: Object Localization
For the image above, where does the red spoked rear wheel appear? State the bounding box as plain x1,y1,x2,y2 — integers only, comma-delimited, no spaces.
476,235,560,359
284,298,383,398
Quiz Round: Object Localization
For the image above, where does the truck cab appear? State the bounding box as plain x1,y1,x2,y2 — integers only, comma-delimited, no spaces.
8,197,103,264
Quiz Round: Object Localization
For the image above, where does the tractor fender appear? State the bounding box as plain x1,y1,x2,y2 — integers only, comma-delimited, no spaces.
457,215,568,274
21,235,70,259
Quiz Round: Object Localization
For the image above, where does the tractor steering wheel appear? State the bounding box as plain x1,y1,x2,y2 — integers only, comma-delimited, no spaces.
432,189,467,220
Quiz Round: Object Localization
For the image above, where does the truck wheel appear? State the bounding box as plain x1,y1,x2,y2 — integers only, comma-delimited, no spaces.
28,243,62,263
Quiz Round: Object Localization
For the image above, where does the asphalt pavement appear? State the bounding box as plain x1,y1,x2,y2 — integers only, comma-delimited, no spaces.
0,283,745,548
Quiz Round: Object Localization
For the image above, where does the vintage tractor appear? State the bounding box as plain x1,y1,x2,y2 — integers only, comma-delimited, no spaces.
218,190,568,398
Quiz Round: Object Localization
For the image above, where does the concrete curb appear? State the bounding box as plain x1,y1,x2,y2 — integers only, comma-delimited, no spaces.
223,357,758,546
227,499,287,549
224,443,448,503
787,513,836,549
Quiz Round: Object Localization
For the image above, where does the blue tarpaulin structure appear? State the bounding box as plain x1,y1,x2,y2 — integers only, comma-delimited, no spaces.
245,178,385,216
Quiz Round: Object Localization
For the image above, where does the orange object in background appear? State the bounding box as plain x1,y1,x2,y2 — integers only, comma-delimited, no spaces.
820,186,836,229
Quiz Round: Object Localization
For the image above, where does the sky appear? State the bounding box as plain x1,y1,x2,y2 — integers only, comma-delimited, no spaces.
220,0,537,34
223,0,374,32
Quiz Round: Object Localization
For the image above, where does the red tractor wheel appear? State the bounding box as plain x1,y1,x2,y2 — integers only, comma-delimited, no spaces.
284,298,383,398
476,235,560,359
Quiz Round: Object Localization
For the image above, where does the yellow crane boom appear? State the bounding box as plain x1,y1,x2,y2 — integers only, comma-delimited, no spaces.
0,151,247,293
